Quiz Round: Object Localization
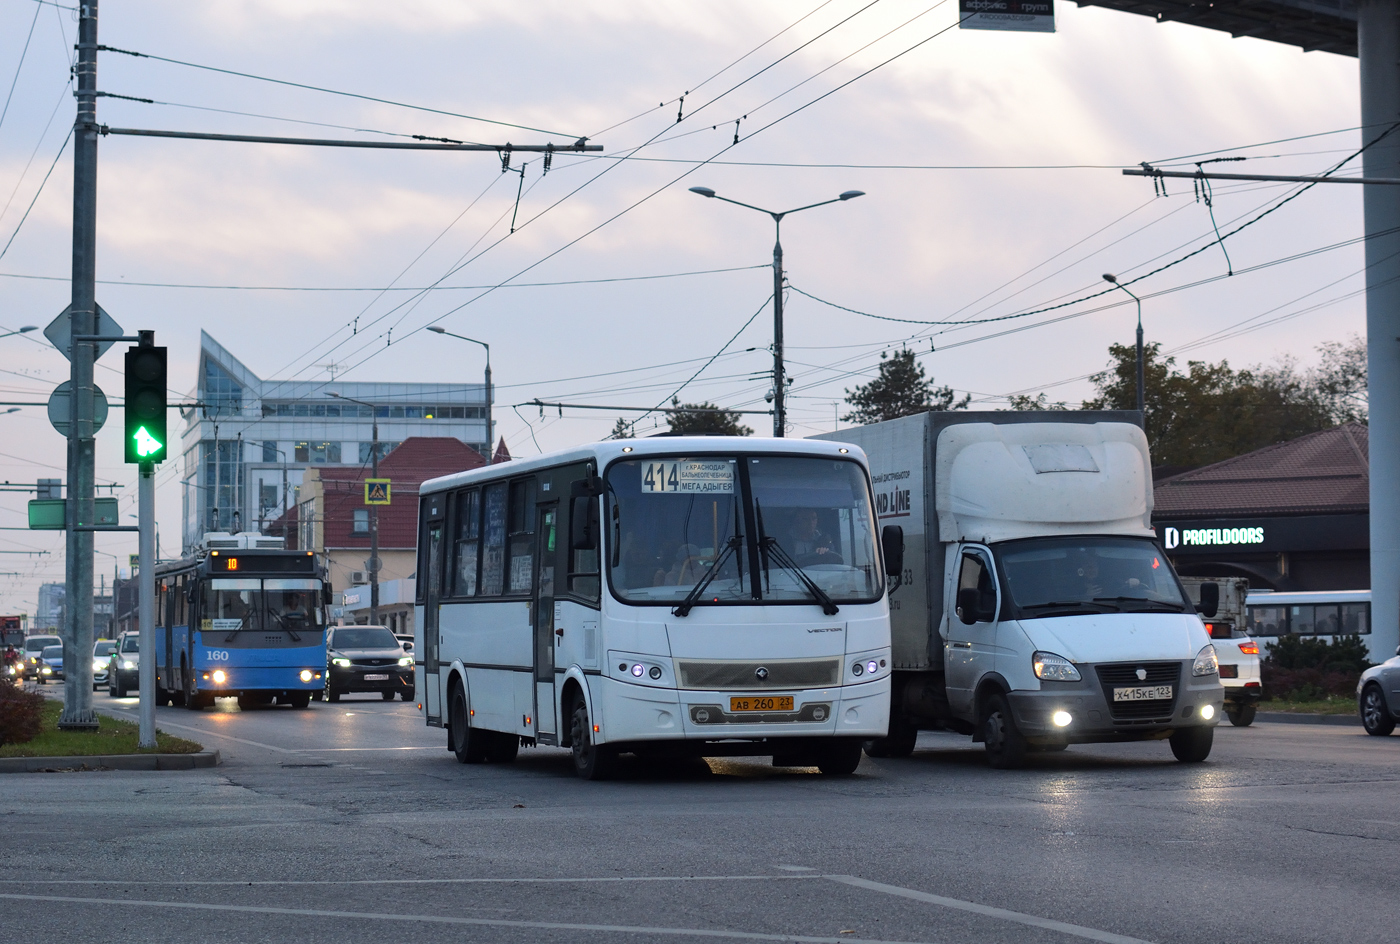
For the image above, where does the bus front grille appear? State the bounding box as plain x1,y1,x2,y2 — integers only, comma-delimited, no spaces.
676,658,840,690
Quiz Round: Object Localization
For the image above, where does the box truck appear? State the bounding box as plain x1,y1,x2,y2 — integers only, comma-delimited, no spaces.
814,411,1223,767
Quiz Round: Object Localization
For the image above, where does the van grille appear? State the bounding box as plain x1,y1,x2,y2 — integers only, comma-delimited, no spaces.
1095,662,1181,721
676,658,840,690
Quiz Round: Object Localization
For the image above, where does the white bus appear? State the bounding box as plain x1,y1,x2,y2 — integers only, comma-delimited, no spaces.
414,436,898,779
1245,589,1374,655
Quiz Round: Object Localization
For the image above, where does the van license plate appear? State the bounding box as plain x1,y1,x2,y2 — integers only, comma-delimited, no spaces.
1113,685,1172,702
730,696,794,712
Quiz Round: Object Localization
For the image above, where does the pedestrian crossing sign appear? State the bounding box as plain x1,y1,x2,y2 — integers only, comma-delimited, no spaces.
365,479,391,505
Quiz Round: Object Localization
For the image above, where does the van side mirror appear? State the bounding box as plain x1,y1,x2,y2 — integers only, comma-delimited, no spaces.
957,587,981,625
570,496,598,551
881,525,904,577
1196,582,1219,618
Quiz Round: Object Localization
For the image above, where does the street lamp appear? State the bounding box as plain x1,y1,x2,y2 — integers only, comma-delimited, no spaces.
330,392,381,624
689,187,864,437
1102,273,1145,416
0,326,38,339
425,325,492,463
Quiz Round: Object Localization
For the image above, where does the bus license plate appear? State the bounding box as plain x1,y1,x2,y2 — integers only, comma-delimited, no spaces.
364,673,390,681
729,695,794,712
1113,685,1172,702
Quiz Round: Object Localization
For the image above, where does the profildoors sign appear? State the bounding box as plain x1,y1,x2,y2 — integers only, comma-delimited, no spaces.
959,0,1055,32
1155,514,1369,555
1162,526,1264,550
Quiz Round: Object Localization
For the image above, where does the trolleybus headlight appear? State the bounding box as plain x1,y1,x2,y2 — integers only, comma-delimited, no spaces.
866,660,879,675
1192,645,1219,677
631,664,644,678
1200,704,1216,721
649,666,662,680
398,657,412,667
332,658,351,667
1051,710,1073,727
299,669,314,682
212,670,227,685
851,662,864,677
1033,652,1081,682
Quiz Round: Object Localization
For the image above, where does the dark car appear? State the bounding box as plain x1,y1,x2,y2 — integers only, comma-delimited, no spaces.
107,632,140,697
37,644,64,683
324,625,414,702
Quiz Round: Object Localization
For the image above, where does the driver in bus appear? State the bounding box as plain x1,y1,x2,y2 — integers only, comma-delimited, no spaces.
663,544,706,586
789,509,836,564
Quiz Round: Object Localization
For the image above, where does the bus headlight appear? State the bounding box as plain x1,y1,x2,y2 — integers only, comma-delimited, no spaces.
299,669,314,682
212,670,227,685
631,664,644,677
1033,652,1081,682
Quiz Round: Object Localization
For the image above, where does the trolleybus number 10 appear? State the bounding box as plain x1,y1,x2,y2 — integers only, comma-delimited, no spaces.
730,696,794,712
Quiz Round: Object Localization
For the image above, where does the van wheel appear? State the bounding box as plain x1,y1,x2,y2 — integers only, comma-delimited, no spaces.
449,684,487,763
569,697,616,781
864,725,917,758
817,740,863,776
982,693,1027,769
1227,704,1256,727
1169,725,1213,762
1360,684,1395,736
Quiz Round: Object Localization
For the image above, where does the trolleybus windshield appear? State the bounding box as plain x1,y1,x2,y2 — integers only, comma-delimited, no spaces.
203,577,323,641
607,455,880,605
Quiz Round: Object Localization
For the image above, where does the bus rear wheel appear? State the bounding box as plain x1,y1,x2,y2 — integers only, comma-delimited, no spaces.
569,698,616,781
449,684,487,764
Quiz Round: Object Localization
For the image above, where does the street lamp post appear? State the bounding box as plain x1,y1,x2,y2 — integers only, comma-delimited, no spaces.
1103,274,1145,416
425,326,492,462
689,187,864,437
331,392,381,624
0,326,38,340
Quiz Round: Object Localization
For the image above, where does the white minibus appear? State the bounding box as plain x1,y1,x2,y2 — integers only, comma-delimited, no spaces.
414,436,898,779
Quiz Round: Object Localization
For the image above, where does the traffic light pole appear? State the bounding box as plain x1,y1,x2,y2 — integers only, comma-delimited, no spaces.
60,0,100,730
138,460,155,748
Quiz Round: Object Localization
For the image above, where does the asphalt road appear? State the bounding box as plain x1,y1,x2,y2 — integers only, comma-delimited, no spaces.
3,689,1398,944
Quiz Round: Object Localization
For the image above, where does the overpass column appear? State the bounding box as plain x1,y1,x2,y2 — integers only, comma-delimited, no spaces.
1360,0,1400,659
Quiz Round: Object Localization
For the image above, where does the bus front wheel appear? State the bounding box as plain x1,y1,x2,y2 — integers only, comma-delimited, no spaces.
569,698,616,781
449,685,487,764
817,739,863,776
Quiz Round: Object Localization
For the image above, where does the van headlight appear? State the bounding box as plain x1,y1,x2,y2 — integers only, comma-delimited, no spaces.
1192,645,1219,677
1033,652,1081,682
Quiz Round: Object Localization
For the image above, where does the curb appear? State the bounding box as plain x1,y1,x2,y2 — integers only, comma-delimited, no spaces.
1256,711,1360,727
0,750,220,773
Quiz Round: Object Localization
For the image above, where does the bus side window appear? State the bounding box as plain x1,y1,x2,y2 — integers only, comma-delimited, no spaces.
1342,602,1370,634
568,494,600,603
507,478,537,594
173,576,184,626
480,483,509,596
453,489,480,597
157,580,168,627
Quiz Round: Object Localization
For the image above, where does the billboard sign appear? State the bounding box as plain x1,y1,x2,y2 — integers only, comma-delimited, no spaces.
959,0,1055,32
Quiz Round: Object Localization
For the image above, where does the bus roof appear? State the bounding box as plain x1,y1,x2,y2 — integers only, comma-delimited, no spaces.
419,435,868,496
1246,590,1371,605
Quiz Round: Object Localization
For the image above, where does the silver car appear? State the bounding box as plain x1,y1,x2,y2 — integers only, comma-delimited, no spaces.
1358,645,1400,736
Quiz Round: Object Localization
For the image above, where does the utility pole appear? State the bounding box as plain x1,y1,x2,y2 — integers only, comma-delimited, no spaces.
331,393,381,623
60,0,100,730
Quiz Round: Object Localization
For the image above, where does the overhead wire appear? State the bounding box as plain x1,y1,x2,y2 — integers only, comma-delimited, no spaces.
0,0,42,138
0,126,72,262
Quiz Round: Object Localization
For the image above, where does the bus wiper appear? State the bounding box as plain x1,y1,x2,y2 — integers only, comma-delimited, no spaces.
672,535,744,618
759,536,840,616
1093,596,1187,613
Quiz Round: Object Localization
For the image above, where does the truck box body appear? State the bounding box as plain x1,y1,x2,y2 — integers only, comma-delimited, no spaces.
814,411,1224,765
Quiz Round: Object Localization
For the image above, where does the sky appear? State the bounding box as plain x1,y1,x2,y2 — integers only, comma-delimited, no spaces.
0,0,1364,617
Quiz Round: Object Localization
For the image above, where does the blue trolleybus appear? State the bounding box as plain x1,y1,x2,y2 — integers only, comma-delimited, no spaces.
153,538,329,710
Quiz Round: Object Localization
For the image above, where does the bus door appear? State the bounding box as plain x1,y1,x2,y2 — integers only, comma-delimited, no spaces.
533,503,559,741
422,518,445,724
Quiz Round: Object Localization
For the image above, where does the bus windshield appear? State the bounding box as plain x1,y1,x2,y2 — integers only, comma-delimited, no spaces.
993,536,1191,619
606,455,880,605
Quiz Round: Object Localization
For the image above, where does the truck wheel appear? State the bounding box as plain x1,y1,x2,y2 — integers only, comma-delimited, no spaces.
1227,704,1256,727
863,725,917,758
817,740,863,776
569,697,617,781
1169,725,1213,762
1360,684,1395,736
982,693,1028,770
449,684,487,764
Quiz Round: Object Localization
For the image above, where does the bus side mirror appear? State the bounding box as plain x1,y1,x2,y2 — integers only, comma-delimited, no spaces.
570,496,598,551
881,525,904,577
323,584,334,607
1196,582,1219,618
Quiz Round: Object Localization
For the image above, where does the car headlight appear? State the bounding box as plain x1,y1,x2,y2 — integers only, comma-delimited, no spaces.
398,657,412,667
332,658,350,667
41,667,52,675
93,660,106,672
1192,644,1219,677
122,660,136,670
1033,651,1081,682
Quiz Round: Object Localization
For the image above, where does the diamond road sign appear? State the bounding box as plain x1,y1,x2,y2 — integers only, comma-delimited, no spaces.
44,303,123,362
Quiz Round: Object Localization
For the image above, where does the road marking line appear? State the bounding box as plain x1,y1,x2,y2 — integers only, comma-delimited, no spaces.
80,703,301,755
826,875,1158,944
0,892,931,944
11,875,825,887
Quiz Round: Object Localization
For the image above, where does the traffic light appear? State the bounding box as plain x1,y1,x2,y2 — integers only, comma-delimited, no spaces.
124,342,167,464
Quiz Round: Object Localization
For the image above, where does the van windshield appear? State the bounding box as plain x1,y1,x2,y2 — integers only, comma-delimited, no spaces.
993,536,1191,619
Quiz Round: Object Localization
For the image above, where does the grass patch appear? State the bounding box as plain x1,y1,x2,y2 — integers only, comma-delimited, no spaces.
1259,694,1358,715
0,699,203,757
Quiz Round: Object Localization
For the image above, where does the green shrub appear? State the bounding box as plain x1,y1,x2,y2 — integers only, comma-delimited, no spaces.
1264,633,1373,673
0,678,45,746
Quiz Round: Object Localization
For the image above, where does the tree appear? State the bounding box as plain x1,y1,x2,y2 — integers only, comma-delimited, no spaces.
843,348,969,425
608,417,633,440
1081,342,1334,469
666,397,752,436
1006,392,1069,411
1307,334,1367,423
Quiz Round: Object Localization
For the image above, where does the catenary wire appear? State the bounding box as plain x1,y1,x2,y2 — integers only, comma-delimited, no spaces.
0,1,42,138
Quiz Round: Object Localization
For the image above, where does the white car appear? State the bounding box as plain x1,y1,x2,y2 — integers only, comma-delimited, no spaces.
1206,620,1261,726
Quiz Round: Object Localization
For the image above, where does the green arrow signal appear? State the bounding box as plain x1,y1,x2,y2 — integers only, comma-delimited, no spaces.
133,426,163,458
